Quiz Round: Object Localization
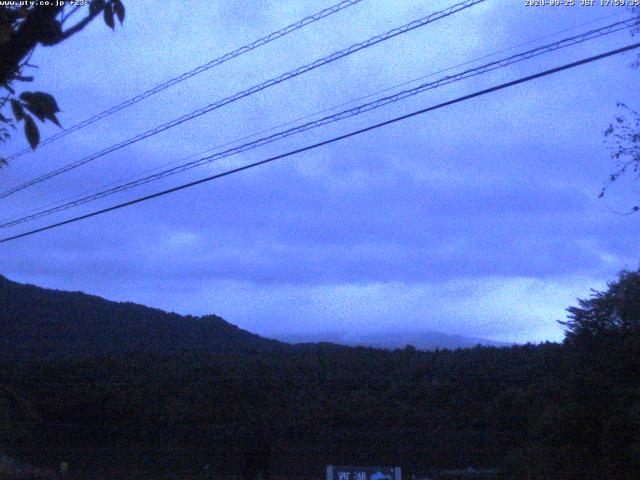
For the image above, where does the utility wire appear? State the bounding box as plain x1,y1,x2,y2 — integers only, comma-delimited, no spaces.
2,17,635,229
4,10,625,225
1,42,638,244
0,0,487,199
3,0,364,162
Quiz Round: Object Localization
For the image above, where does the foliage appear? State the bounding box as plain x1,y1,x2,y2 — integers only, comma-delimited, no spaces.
601,103,640,212
0,344,566,478
507,268,640,480
561,268,640,341
600,8,640,211
0,0,125,164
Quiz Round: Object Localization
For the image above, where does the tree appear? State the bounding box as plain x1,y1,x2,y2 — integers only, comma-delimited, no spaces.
560,268,640,343
600,8,640,211
561,270,640,479
0,0,125,164
560,268,640,393
504,270,640,479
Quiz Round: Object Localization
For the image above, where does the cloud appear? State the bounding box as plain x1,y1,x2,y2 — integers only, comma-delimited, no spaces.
1,0,638,343
79,274,602,344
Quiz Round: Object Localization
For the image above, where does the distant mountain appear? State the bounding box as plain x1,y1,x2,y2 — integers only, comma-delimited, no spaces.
0,274,286,361
276,330,509,350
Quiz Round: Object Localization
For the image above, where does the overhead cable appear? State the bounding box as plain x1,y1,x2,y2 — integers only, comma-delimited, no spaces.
0,0,487,199
6,9,625,225
2,0,364,162
1,41,638,244
2,17,635,228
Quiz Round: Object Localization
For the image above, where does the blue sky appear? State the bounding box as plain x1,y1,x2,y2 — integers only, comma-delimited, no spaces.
1,0,639,343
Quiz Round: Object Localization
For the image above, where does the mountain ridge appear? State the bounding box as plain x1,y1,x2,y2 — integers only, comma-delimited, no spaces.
0,274,507,360
275,329,509,350
0,274,286,360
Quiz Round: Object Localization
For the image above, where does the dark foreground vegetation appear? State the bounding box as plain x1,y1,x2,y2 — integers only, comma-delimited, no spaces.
0,271,638,479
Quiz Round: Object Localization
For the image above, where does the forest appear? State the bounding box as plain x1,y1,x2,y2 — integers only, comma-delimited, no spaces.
0,270,638,479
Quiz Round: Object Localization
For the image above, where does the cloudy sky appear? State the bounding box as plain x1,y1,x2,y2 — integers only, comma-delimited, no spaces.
1,0,639,343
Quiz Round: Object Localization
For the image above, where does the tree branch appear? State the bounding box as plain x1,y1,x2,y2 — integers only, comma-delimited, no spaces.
0,5,64,85
42,6,103,45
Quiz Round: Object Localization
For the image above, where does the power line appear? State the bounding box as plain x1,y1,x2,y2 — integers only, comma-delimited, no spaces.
14,6,621,224
4,10,626,226
1,17,635,229
1,42,637,245
2,0,364,163
0,0,487,199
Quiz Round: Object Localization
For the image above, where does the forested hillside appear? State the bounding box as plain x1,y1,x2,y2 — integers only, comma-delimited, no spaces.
0,271,638,479
1,343,567,478
0,275,285,360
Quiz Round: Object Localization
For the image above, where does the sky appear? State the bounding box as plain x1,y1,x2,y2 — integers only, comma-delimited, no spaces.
1,0,639,343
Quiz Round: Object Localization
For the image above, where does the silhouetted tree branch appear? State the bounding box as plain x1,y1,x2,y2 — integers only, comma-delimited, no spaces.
601,8,640,211
0,0,125,162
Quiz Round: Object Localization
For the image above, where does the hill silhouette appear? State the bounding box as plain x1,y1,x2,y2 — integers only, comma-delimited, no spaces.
277,330,509,350
0,274,506,360
0,274,285,360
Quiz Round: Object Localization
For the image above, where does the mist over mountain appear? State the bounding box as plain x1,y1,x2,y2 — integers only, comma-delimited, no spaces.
276,330,509,351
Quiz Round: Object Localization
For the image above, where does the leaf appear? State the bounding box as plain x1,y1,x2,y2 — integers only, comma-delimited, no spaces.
10,99,24,121
24,114,40,150
104,2,115,30
49,112,61,128
20,91,61,124
114,0,125,24
20,91,60,113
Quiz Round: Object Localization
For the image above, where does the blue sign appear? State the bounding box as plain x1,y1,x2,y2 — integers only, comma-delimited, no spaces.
327,465,401,480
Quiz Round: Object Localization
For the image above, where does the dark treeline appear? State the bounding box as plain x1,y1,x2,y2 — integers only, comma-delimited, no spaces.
0,271,639,479
1,343,564,478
